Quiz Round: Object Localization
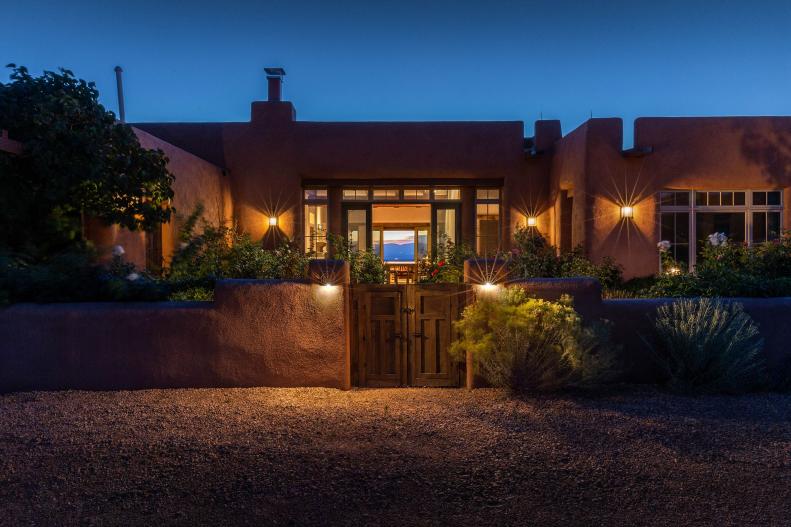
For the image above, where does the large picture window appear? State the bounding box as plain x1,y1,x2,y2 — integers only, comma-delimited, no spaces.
659,189,783,268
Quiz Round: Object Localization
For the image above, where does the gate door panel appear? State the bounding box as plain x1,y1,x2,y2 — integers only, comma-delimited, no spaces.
353,284,462,387
358,288,404,387
409,285,460,387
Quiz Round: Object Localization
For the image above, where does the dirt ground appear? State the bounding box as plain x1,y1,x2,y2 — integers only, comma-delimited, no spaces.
0,387,789,526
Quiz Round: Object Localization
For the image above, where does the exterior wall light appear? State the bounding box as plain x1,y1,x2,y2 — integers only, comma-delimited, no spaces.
268,216,278,227
526,217,537,227
620,206,634,219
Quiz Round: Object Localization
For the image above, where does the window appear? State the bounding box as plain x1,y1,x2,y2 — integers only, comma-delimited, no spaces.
476,189,500,200
660,212,690,266
476,203,500,256
435,208,457,246
304,204,328,257
372,189,399,200
403,189,430,200
659,189,783,268
346,209,367,252
342,188,369,200
433,188,461,200
304,189,327,200
475,188,501,256
753,211,782,243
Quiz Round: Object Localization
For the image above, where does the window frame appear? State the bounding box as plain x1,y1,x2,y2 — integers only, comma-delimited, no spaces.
658,189,783,268
303,187,329,258
475,187,502,256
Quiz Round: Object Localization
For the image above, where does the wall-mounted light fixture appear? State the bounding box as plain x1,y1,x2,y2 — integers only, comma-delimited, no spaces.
268,216,278,227
620,206,634,219
526,216,537,227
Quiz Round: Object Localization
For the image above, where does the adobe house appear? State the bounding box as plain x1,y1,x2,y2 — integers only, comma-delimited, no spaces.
94,68,789,279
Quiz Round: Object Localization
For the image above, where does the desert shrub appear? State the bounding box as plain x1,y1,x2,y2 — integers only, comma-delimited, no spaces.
450,286,620,393
420,233,477,283
644,298,767,394
510,227,623,290
328,234,387,284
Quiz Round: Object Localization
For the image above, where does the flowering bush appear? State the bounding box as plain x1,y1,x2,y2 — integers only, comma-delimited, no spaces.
449,286,620,393
644,231,791,297
419,234,476,283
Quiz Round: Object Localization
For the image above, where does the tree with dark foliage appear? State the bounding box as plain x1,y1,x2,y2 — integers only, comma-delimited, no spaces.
0,65,174,259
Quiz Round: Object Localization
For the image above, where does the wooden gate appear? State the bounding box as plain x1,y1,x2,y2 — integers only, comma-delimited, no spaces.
351,283,465,387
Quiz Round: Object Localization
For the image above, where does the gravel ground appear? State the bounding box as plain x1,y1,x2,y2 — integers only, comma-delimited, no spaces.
1,387,790,527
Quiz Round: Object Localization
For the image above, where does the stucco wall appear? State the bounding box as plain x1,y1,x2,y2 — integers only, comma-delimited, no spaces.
554,117,791,278
505,278,791,383
86,127,232,269
601,297,791,382
0,281,347,392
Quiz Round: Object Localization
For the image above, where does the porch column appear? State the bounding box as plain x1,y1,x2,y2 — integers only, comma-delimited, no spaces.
461,186,476,250
327,186,343,257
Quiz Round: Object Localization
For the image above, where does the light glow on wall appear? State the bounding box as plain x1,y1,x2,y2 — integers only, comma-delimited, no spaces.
526,216,537,227
268,216,278,227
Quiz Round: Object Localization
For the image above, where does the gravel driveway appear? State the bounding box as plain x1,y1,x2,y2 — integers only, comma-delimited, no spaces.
1,387,790,526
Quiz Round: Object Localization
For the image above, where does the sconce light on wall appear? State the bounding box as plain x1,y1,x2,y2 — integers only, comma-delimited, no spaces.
620,206,634,219
526,216,537,227
268,216,278,227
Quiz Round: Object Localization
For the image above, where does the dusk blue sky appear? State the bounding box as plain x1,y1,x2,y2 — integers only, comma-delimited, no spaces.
3,0,791,145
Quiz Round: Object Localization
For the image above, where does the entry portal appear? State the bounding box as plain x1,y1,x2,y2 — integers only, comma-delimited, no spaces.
351,283,465,387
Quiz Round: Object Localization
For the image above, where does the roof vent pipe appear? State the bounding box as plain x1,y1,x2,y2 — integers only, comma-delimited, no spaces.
264,67,286,102
114,66,126,123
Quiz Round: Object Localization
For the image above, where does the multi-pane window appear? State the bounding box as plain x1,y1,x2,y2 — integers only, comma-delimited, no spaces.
476,189,500,200
304,204,328,257
372,189,399,200
476,188,501,256
659,189,783,268
433,188,461,200
304,189,328,200
304,188,328,257
403,189,430,200
342,189,369,200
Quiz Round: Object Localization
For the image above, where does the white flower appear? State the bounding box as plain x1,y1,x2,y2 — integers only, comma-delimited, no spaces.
179,242,189,250
707,232,728,247
126,272,140,281
112,245,125,257
657,240,671,252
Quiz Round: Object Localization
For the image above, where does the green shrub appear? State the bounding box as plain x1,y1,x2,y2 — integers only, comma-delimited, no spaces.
510,227,623,290
450,286,619,393
328,234,387,284
168,286,213,301
168,205,309,281
644,298,767,394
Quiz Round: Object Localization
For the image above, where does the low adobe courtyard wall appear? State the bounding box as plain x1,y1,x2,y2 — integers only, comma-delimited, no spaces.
0,278,350,393
600,297,791,381
505,276,791,381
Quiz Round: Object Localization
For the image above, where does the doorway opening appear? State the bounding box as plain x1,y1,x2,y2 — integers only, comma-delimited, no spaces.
372,204,430,283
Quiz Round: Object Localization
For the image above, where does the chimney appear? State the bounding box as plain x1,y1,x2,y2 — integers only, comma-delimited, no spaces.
264,67,286,102
114,66,126,123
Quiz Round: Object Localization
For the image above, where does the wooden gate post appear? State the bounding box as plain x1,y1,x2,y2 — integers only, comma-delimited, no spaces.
309,259,352,390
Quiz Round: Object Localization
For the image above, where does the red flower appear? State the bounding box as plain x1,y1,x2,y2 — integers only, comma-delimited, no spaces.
438,260,446,267
431,269,439,277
